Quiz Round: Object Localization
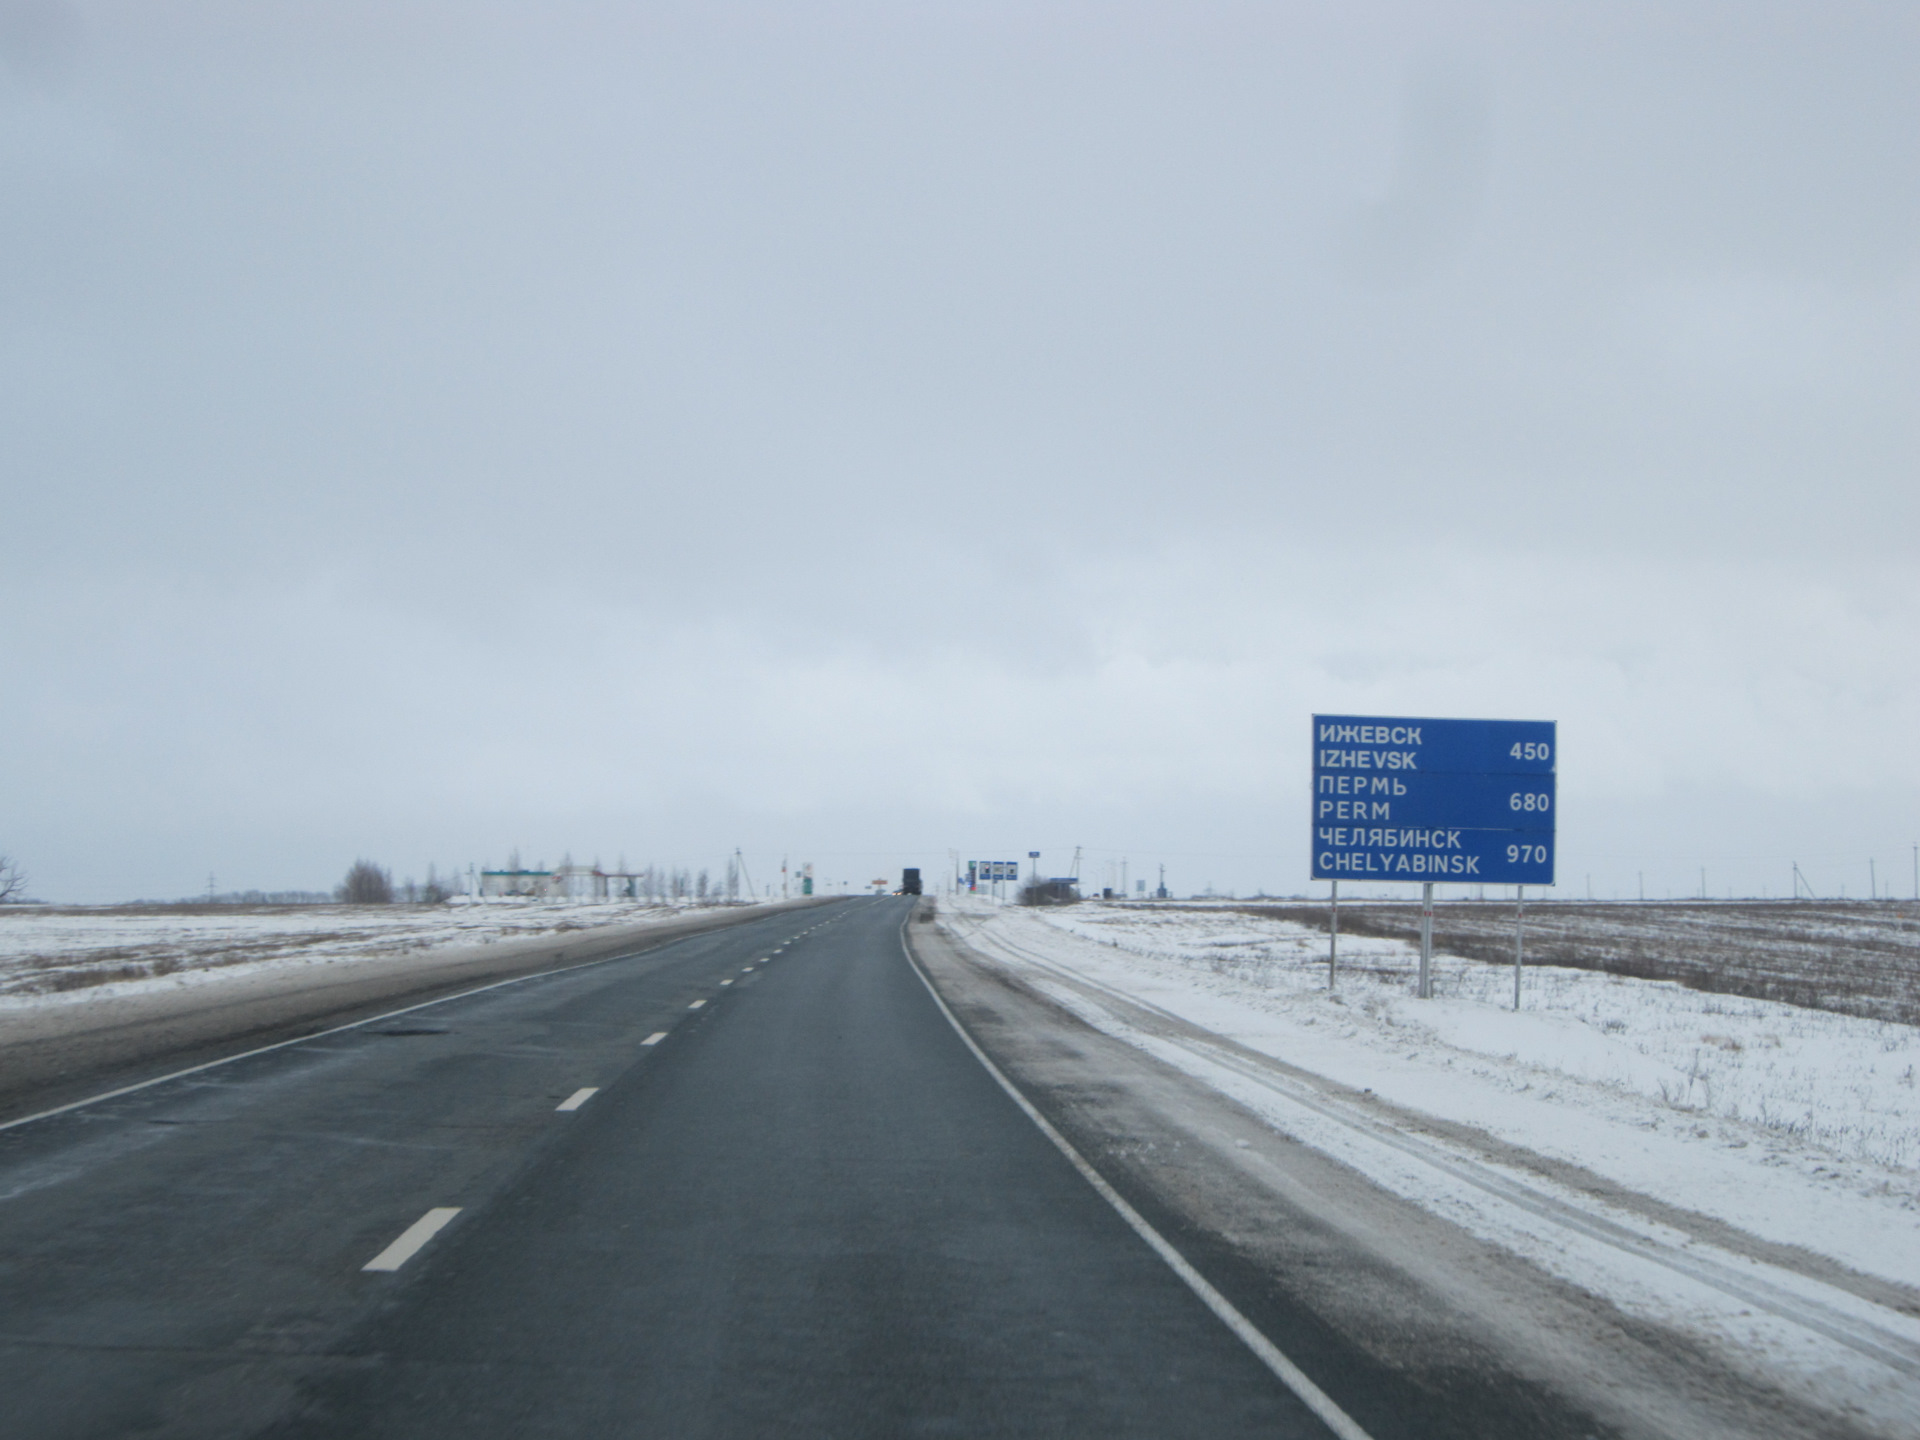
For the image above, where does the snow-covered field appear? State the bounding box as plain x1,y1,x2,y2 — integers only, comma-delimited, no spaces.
1230,897,1920,1027
944,895,1920,1427
1027,900,1920,1173
0,898,743,1005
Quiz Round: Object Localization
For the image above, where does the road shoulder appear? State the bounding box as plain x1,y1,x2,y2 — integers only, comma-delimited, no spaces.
907,911,1876,1440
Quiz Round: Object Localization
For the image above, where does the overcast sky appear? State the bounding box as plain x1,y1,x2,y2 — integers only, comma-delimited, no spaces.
3,0,1915,903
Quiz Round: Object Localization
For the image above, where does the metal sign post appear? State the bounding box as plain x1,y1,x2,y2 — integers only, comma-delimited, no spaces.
1513,885,1526,1010
1328,880,1339,990
1312,715,1556,1000
972,860,1021,900
1418,882,1434,999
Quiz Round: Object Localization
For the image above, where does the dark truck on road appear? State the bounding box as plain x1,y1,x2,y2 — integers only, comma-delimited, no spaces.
899,869,922,895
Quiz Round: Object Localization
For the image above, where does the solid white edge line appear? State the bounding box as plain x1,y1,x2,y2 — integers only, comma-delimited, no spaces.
642,1032,668,1045
362,1206,462,1272
896,920,1376,1440
556,1087,599,1111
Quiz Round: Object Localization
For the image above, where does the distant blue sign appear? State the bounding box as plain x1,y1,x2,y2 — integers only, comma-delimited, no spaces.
1311,715,1557,885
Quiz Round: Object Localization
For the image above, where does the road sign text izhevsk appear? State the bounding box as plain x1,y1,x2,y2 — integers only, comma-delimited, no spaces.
1311,716,1556,886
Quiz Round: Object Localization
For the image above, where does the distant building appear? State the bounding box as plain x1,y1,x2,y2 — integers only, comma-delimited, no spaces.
482,865,653,900
480,869,553,898
552,863,603,900
1025,878,1080,906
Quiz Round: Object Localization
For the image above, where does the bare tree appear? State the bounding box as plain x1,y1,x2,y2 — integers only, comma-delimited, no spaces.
0,854,25,904
337,859,394,905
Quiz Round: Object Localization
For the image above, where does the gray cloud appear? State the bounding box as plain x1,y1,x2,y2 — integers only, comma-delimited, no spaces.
1337,68,1491,289
0,0,81,82
1,1,1914,901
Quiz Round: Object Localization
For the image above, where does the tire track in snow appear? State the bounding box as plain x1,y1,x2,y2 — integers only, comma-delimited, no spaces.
946,911,1920,1385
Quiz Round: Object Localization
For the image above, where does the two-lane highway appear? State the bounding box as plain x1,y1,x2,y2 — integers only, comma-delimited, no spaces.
1,898,1339,1438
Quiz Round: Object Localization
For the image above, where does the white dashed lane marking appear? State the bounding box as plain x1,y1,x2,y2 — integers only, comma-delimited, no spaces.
556,1088,599,1112
642,1032,667,1046
688,1000,706,1010
363,1207,461,1272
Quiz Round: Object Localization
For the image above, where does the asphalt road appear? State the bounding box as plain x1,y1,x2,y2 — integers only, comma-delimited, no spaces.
0,896,1342,1438
0,900,830,1126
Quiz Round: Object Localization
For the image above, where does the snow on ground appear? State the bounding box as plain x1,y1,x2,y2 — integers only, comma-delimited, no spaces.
943,894,1920,1422
0,898,743,1007
1034,900,1920,1174
1231,897,1920,1028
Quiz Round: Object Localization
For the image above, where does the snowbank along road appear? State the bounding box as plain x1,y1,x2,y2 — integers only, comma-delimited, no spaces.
1,895,1908,1437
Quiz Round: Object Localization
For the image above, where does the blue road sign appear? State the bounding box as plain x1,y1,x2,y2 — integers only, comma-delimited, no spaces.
1313,716,1554,775
1315,772,1555,831
1312,715,1556,885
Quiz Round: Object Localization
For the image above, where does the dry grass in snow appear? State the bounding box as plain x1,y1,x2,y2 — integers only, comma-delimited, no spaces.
0,898,740,1002
1024,900,1920,1176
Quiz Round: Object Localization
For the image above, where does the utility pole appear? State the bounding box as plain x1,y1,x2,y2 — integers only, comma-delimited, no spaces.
1870,858,1877,902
